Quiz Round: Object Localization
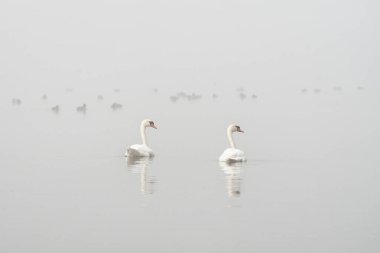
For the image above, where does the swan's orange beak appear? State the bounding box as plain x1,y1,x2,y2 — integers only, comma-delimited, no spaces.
151,124,157,129
238,129,244,133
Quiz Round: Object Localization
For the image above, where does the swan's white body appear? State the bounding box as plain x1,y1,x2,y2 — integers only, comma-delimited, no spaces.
219,148,246,163
127,144,154,157
219,124,246,163
125,119,157,157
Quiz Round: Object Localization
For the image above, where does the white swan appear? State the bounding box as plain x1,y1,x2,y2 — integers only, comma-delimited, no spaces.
219,124,246,163
125,119,157,157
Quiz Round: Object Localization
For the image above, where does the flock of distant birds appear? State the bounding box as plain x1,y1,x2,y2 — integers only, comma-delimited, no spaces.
169,90,259,102
11,90,124,114
9,87,260,114
168,87,259,102
301,85,365,93
10,85,365,114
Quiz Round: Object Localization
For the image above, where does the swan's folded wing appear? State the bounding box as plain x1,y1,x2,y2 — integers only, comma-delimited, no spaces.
126,144,154,157
219,148,246,162
126,148,141,157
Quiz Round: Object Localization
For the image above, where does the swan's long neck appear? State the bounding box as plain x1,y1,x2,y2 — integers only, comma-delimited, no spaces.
227,128,236,149
140,123,148,145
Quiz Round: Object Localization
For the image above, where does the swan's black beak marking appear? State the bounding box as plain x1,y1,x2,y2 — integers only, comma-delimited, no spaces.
149,121,157,129
236,126,244,133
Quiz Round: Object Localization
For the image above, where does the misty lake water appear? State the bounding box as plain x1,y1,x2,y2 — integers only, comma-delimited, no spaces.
0,86,378,253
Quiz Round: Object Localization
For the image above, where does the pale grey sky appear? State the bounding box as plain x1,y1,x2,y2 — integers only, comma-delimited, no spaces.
0,0,379,91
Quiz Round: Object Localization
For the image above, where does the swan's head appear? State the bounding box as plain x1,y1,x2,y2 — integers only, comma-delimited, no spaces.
142,119,157,129
228,124,244,133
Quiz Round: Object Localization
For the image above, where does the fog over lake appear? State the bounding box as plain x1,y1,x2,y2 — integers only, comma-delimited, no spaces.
0,0,379,252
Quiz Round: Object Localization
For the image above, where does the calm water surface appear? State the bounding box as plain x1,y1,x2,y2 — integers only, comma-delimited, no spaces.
0,87,379,252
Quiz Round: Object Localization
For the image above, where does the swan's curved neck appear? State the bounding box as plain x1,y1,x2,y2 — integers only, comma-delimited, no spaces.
227,128,236,149
140,123,148,146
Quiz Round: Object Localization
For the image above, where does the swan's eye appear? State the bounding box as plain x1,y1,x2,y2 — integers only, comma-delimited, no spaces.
149,121,154,125
236,126,240,130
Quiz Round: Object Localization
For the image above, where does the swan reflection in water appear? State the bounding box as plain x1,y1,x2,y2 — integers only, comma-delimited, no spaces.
219,161,245,198
126,156,156,195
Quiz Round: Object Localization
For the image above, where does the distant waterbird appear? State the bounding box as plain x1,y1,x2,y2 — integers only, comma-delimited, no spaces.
11,98,22,105
186,93,202,101
111,102,123,110
357,86,364,91
51,105,60,113
171,92,202,102
239,93,246,100
76,104,87,113
170,96,179,102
